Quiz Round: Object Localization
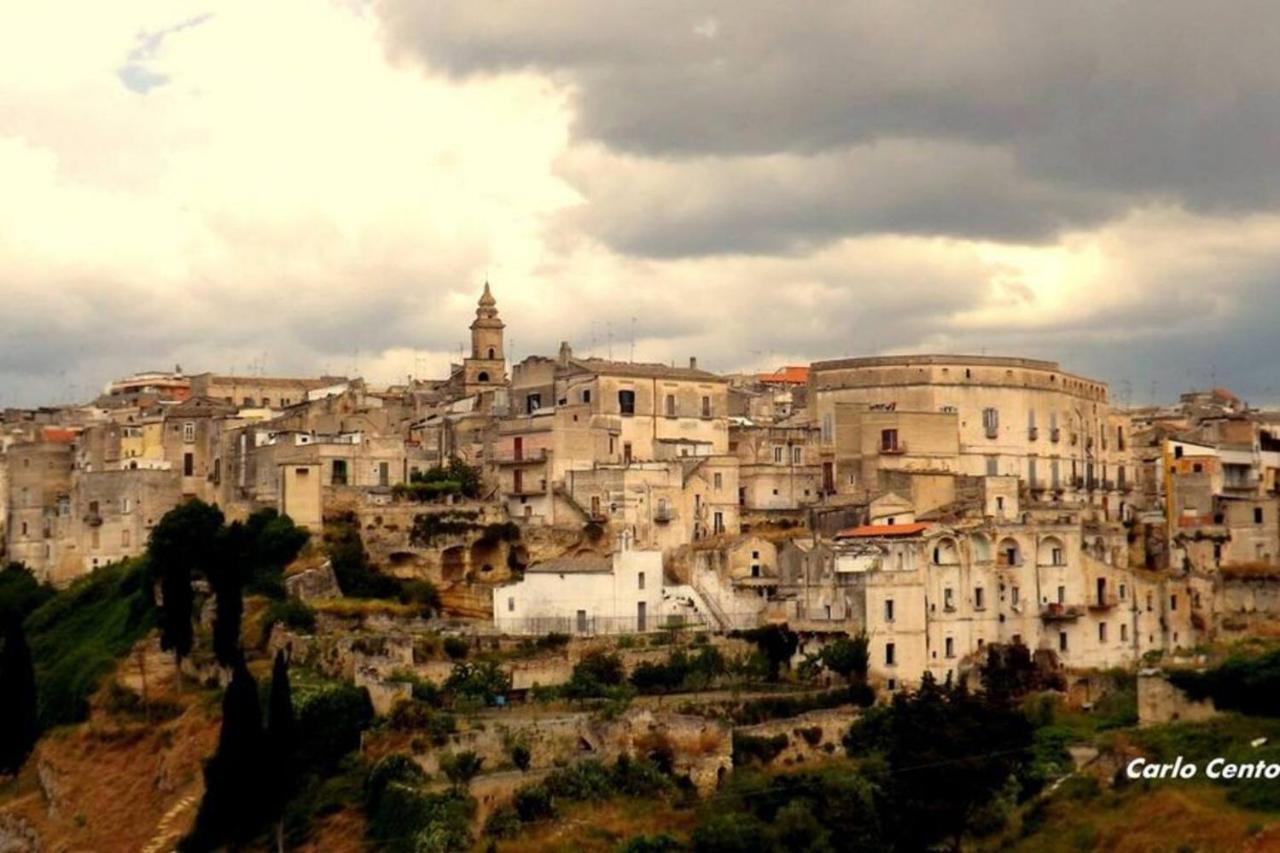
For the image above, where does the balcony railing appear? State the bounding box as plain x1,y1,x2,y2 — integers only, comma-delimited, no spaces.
1040,603,1083,622
1088,595,1118,611
1050,427,1061,443
1028,426,1039,441
880,442,907,455
654,508,675,524
493,448,549,465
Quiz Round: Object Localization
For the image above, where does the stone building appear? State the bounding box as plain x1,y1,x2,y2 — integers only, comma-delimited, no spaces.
729,420,823,514
810,355,1134,517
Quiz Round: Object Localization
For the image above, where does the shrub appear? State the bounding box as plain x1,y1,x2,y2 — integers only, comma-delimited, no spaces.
260,598,317,644
512,783,556,821
443,660,511,705
443,636,470,661
293,676,374,773
386,701,457,745
0,562,55,625
732,733,789,766
563,650,626,699
365,754,427,811
440,750,484,788
483,804,521,838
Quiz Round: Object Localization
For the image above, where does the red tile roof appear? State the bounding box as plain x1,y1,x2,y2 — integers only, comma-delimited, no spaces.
40,427,77,444
834,522,931,539
757,366,809,385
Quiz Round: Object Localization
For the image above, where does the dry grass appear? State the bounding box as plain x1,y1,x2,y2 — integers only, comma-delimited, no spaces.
1006,782,1280,853
310,597,420,618
494,796,697,853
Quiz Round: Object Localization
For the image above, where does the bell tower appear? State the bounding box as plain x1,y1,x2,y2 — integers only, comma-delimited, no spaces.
463,281,506,393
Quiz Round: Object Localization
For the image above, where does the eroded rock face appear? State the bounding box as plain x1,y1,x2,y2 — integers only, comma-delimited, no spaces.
36,762,63,820
285,562,340,600
0,814,42,853
596,709,732,796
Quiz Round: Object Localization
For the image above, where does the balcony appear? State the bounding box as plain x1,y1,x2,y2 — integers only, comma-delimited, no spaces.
1088,595,1118,611
1028,426,1039,441
880,441,907,456
1050,427,1061,443
1040,603,1083,622
654,507,676,524
493,448,549,465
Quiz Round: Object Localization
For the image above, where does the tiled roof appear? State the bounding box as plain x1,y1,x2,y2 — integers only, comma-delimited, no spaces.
40,427,77,444
568,357,722,382
757,366,809,385
525,554,613,574
834,522,931,539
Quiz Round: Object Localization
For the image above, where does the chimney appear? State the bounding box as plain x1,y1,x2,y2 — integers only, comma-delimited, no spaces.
689,357,698,370
558,341,573,366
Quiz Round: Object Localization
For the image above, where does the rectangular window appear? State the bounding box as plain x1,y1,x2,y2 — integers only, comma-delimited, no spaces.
974,587,985,609
1121,624,1129,642
1057,585,1065,605
982,407,999,438
121,529,131,548
714,472,723,490
1256,507,1265,525
713,511,724,534
582,389,591,404
332,459,348,486
1012,586,1021,606
986,457,999,476
701,396,711,417
526,393,541,414
774,446,784,463
885,643,896,666
183,452,194,476
623,442,633,463
945,637,955,658
884,599,894,622
880,428,899,452
378,461,389,487
618,390,635,415
1119,584,1127,600
792,446,802,464
638,571,645,590
1059,631,1068,652
182,422,195,443
508,596,514,612
1170,594,1178,611
821,413,833,444
944,588,954,610
665,394,676,417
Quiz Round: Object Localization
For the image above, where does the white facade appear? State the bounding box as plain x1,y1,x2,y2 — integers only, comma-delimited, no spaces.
494,542,704,635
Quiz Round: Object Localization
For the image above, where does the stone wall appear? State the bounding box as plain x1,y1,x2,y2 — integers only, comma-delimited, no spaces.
735,707,859,768
1137,671,1217,726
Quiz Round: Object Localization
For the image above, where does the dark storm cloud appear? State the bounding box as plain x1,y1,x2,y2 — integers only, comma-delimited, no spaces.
381,0,1280,255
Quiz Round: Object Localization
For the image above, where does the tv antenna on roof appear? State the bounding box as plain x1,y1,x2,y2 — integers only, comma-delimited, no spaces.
630,317,636,362
607,321,613,359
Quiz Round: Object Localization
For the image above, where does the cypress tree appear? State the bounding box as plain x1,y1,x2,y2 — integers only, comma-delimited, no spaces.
265,649,298,852
0,620,38,775
184,663,268,851
210,523,249,668
149,500,224,667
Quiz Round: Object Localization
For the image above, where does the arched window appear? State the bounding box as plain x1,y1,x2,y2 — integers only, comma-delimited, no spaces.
487,347,495,359
997,537,1021,567
1037,536,1065,566
971,533,991,563
477,371,490,382
932,537,959,566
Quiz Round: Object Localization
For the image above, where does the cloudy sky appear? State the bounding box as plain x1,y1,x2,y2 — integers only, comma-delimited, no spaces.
3,1,1280,408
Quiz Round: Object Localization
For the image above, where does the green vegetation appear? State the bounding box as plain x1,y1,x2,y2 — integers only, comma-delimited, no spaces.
408,510,481,546
731,624,799,682
23,557,155,728
365,753,475,853
442,659,512,706
0,562,55,625
820,631,870,685
732,732,790,767
0,620,38,774
1169,648,1280,717
326,512,441,613
630,645,727,694
393,457,484,503
442,636,470,660
485,757,673,840
560,649,629,700
260,597,317,644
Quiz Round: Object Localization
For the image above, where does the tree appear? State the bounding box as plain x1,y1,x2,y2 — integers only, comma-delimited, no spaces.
821,632,869,685
0,562,55,626
734,625,799,682
265,650,298,852
848,672,1034,851
0,620,38,776
149,500,224,666
209,522,249,668
441,750,484,790
184,663,268,851
562,650,626,699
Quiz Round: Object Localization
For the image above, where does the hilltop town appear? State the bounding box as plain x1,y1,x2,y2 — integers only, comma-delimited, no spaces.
3,285,1280,850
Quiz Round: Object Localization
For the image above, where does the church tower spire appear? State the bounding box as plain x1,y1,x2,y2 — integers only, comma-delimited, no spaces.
461,281,506,394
